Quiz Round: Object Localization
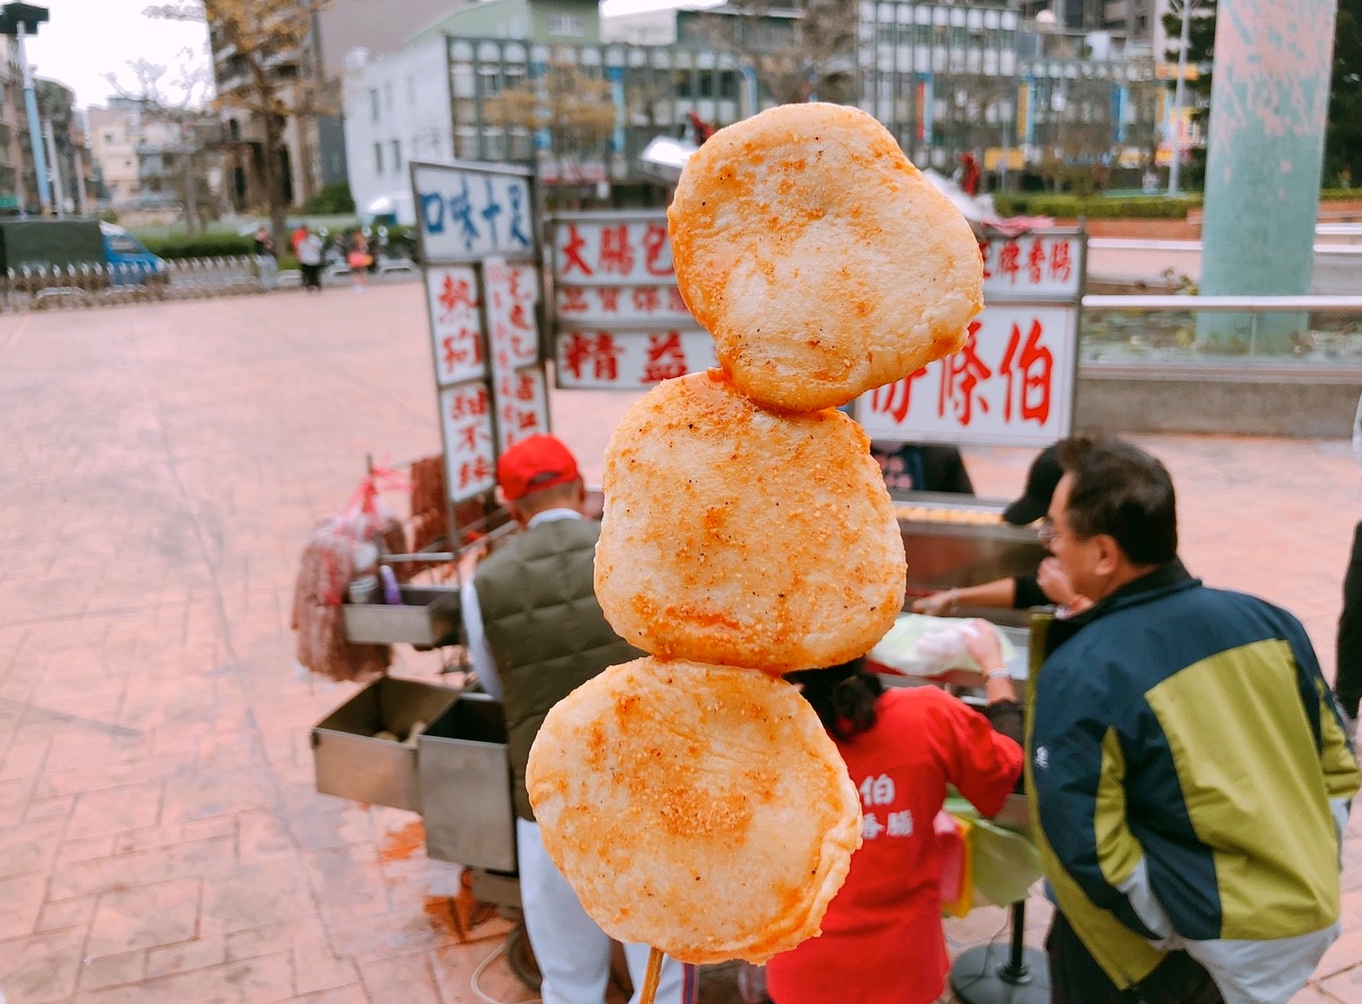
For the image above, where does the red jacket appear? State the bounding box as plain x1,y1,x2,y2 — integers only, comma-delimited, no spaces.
766,687,1023,1004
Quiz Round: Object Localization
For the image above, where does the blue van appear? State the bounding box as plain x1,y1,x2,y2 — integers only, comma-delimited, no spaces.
100,222,169,286
0,219,168,288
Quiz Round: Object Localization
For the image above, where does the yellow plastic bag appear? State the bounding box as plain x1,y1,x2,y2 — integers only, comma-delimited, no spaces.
937,811,975,918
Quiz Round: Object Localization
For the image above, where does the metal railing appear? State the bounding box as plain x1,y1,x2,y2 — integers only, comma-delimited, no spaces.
0,254,422,312
1080,294,1362,365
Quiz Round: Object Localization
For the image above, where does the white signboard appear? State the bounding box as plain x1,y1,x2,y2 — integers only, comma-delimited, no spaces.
979,232,1083,300
555,329,719,389
855,304,1077,449
555,284,693,324
426,265,484,386
439,381,496,502
551,217,675,283
413,162,535,263
484,258,551,450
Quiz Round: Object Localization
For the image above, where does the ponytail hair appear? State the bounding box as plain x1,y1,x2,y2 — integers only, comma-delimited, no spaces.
786,657,884,741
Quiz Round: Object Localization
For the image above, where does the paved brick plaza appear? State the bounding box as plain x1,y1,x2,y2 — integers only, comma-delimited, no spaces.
0,284,1358,1003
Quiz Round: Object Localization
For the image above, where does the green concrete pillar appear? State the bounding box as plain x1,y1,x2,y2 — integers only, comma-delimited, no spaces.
1198,0,1338,353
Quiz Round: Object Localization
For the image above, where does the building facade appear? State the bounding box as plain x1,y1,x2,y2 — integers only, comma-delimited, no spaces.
344,0,1169,216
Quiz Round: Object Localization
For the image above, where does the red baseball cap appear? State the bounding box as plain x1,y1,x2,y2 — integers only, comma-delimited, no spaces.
497,435,580,501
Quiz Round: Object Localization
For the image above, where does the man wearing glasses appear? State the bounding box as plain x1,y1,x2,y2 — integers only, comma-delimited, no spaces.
968,435,1358,1004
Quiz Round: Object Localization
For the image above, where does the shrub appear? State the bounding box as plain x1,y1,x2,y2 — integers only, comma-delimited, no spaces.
137,232,256,259
304,182,356,215
990,193,1202,220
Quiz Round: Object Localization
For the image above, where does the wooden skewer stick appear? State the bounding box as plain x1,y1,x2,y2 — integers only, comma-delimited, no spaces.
639,946,664,1004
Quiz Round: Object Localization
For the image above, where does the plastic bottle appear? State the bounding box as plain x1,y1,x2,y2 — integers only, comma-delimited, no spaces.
379,564,401,604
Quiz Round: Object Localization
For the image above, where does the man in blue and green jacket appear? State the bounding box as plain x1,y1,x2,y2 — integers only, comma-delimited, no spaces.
979,435,1359,1004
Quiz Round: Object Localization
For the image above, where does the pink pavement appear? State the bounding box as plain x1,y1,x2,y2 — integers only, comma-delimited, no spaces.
0,284,1356,1003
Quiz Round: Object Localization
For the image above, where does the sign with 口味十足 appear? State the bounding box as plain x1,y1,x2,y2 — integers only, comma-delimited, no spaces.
413,162,535,264
414,160,549,517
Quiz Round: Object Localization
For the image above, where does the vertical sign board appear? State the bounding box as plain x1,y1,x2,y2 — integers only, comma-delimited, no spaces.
411,161,550,516
854,230,1086,450
548,212,718,390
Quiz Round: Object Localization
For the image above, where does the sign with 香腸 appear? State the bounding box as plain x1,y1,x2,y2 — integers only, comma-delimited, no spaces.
979,232,1083,301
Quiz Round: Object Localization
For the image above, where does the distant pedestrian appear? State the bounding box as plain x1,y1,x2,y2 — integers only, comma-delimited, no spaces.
253,226,277,291
297,228,324,294
347,233,371,293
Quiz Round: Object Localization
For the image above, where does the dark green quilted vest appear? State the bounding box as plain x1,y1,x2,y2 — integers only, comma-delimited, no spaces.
474,517,643,820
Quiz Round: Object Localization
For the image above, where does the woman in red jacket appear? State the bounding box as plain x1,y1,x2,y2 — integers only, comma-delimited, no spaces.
766,647,1024,1004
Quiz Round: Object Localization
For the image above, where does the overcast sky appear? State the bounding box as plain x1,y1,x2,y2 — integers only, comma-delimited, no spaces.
24,0,210,108
27,0,713,110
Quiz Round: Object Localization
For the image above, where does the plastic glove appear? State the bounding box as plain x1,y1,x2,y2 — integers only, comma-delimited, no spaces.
961,618,1006,672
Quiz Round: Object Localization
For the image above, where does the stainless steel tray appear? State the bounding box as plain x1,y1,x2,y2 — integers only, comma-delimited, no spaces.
894,492,1048,595
419,693,517,872
311,676,461,812
342,584,461,646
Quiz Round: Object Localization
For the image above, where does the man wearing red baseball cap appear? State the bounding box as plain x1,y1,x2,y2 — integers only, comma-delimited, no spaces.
459,435,696,1004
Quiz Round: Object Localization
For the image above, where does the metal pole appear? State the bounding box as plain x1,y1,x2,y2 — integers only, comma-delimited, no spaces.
42,117,61,215
14,25,50,213
1168,0,1192,196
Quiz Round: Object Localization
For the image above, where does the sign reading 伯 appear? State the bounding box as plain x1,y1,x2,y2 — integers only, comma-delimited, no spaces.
856,304,1077,448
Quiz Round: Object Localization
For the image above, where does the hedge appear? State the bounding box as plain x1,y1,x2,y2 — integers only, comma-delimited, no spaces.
139,232,257,260
992,188,1362,220
990,193,1203,219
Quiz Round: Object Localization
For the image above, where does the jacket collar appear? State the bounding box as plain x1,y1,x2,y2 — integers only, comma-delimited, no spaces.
1044,558,1197,656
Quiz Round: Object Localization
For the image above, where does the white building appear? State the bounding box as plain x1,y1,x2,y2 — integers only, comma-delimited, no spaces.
342,36,454,225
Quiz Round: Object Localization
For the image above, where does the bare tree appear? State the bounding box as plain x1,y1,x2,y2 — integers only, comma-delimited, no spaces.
104,54,220,233
483,62,617,180
697,0,858,107
145,0,334,246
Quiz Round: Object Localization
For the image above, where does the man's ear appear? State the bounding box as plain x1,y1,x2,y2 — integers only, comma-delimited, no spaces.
1092,534,1124,578
494,486,508,509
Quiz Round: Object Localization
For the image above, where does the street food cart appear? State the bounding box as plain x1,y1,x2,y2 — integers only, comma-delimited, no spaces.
304,160,1085,997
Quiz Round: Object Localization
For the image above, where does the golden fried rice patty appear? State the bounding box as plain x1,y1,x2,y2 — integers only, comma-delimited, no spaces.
526,657,862,964
668,102,983,412
595,370,906,673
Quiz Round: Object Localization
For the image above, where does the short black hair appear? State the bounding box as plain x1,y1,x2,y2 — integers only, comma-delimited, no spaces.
1057,435,1178,566
786,658,884,740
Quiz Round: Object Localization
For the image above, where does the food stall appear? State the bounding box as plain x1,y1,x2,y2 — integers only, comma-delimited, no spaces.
301,159,1085,996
